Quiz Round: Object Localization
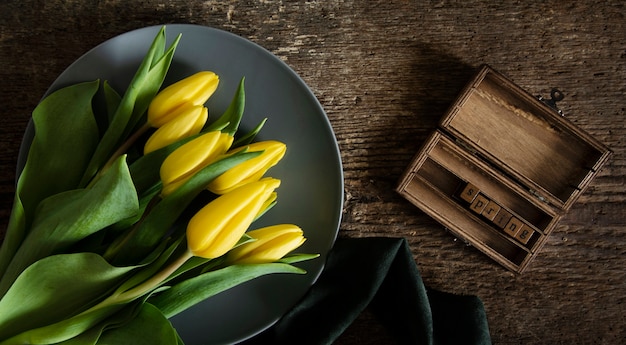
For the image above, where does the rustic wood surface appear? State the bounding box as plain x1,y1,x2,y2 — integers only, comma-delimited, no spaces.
1,1,624,344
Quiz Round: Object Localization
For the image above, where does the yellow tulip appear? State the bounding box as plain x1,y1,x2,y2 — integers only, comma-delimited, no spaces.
143,105,208,154
160,131,233,196
148,71,219,127
207,140,286,195
226,224,306,264
258,191,277,217
186,178,281,259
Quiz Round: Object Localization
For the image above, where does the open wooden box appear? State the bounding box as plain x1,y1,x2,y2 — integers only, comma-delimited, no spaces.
397,65,612,273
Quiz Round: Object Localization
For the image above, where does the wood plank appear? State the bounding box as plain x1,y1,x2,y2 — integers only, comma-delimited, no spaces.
1,1,624,344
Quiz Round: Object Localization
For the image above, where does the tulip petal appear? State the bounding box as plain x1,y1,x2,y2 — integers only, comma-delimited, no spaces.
160,131,222,185
226,224,306,264
207,141,286,194
144,106,208,154
148,71,219,127
187,178,280,259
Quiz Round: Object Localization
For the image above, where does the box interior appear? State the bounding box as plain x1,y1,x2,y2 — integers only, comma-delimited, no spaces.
442,69,604,206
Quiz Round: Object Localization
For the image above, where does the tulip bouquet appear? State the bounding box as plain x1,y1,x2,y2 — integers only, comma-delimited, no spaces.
0,26,317,344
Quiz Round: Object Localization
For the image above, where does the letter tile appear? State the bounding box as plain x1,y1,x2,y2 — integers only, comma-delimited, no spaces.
493,209,512,229
504,217,524,237
460,183,480,203
515,228,534,245
481,201,501,221
470,194,489,214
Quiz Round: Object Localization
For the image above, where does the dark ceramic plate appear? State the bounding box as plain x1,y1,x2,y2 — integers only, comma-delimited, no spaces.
19,24,343,344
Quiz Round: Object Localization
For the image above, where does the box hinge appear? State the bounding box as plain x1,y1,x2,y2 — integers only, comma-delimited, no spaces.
537,88,565,116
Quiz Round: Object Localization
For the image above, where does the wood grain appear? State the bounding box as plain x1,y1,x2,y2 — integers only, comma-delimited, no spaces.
1,1,624,344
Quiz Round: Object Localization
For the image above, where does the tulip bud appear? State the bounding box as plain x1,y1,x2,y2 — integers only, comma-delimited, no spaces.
226,224,306,264
160,130,233,196
143,105,208,154
207,140,286,195
148,71,219,127
187,178,281,259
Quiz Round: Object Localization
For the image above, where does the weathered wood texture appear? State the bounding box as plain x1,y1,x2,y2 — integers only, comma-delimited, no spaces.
1,1,624,344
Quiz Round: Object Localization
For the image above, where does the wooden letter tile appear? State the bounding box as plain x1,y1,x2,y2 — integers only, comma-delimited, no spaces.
470,194,489,214
493,209,512,229
459,183,480,203
481,201,501,221
515,228,534,245
504,217,524,237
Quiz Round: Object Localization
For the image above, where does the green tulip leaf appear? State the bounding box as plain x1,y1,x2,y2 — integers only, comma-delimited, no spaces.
150,262,306,318
19,80,101,219
0,196,25,292
0,253,139,342
94,303,179,345
0,156,139,296
105,184,161,236
128,135,191,196
0,303,126,345
112,236,184,295
80,27,181,187
176,332,185,345
233,117,267,147
205,77,245,136
0,80,101,278
103,81,122,124
56,322,104,345
278,253,321,264
55,301,140,345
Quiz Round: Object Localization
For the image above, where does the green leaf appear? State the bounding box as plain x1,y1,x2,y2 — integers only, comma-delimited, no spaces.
150,263,306,318
104,184,161,236
278,253,321,264
233,117,267,147
205,77,245,136
113,236,184,295
56,322,104,345
94,303,179,345
110,150,262,265
0,253,138,342
103,81,122,124
19,80,101,216
80,27,181,187
0,304,123,345
0,156,139,296
125,39,181,137
0,81,101,279
0,196,25,291
176,331,185,345
55,302,141,345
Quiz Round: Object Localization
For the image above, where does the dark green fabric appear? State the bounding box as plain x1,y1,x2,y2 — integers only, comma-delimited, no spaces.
242,237,491,345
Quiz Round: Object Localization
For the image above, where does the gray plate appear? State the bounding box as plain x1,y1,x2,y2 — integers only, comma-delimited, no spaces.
18,24,343,344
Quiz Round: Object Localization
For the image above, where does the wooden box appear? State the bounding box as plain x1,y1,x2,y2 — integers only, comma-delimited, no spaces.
396,65,612,273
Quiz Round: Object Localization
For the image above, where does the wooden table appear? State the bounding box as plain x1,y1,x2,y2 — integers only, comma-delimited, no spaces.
1,1,624,344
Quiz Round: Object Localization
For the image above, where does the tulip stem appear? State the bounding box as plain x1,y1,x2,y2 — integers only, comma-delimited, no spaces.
61,250,193,328
86,122,152,189
118,250,193,301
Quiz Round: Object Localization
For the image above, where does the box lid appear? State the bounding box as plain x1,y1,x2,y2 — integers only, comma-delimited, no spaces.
439,65,612,210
